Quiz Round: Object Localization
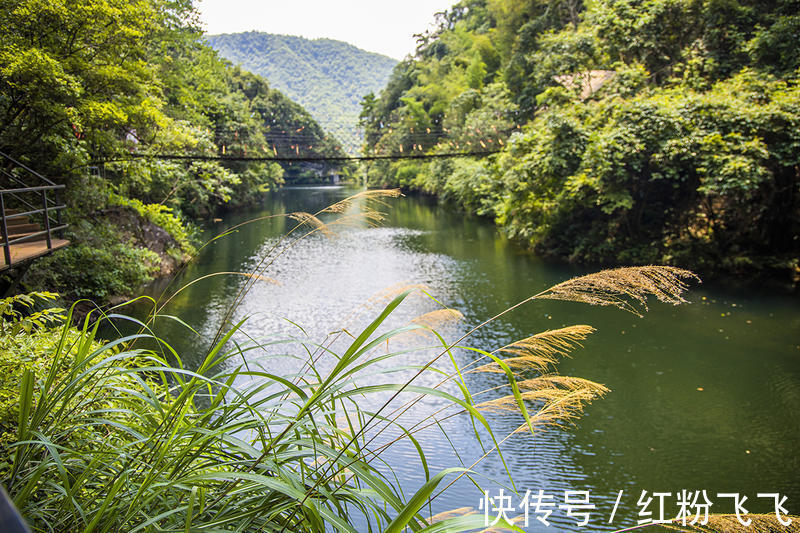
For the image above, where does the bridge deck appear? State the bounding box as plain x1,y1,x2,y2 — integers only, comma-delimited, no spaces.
0,239,69,270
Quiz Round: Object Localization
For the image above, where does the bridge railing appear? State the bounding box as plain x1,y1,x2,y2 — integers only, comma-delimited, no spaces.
0,151,68,268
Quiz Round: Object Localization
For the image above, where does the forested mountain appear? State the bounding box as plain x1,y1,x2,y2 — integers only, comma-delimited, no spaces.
206,32,398,152
361,0,800,279
0,0,345,299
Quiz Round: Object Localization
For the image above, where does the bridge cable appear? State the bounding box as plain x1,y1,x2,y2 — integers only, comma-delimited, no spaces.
93,150,503,164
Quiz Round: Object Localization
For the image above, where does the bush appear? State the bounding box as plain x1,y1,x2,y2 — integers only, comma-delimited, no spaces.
25,221,160,301
107,192,197,254
0,293,89,451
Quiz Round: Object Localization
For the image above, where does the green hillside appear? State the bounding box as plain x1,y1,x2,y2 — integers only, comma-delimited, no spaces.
206,32,398,152
361,0,800,280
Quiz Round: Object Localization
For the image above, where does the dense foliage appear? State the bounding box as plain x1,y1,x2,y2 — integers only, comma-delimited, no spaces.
207,32,398,152
0,293,69,449
0,0,346,299
361,0,800,278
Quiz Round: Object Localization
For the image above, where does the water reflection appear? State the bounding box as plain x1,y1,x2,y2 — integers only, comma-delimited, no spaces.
139,186,800,531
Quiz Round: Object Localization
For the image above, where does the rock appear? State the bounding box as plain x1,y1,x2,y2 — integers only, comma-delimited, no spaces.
99,207,187,278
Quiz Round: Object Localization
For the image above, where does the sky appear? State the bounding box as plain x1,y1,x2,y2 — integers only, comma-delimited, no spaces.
197,0,457,60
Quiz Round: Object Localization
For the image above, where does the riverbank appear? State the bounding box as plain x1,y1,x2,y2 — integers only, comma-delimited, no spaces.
389,187,800,290
10,203,192,311
360,1,800,288
3,187,799,530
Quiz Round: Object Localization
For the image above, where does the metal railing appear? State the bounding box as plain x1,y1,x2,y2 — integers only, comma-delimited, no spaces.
0,151,68,268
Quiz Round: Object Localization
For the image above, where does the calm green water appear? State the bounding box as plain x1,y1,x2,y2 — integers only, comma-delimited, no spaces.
142,186,800,531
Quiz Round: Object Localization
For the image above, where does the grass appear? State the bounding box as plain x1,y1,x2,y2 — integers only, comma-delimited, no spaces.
1,190,711,532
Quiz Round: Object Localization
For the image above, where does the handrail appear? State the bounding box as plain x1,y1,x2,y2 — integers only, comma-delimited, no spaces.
0,225,68,246
0,154,68,268
3,205,67,221
3,189,62,213
0,184,65,194
0,150,57,186
0,194,9,265
0,167,25,183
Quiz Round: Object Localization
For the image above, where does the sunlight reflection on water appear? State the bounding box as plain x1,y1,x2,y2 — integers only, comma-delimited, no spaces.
143,186,800,531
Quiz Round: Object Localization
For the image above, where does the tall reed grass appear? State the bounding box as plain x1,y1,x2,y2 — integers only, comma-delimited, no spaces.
2,190,703,531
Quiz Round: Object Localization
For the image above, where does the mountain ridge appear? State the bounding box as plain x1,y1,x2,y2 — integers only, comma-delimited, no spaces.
206,32,398,152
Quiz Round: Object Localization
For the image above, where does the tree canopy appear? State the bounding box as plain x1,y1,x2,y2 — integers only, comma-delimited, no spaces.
0,0,347,298
360,0,800,278
0,0,346,217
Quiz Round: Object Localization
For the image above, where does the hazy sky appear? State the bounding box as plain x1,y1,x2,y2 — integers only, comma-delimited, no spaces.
197,0,457,60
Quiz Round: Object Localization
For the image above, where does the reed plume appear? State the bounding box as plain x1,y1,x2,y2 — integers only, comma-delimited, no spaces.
327,208,389,229
474,325,595,374
389,308,466,342
288,211,333,237
320,188,403,214
412,308,465,329
665,513,800,532
240,272,281,285
476,375,607,417
537,265,699,316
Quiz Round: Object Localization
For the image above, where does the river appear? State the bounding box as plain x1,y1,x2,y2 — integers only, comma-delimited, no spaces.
140,185,800,531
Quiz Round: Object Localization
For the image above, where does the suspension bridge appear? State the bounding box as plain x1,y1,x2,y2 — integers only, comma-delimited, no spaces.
0,145,502,270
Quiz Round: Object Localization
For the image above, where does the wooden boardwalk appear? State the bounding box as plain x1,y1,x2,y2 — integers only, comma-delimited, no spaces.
1,150,70,270
0,239,69,270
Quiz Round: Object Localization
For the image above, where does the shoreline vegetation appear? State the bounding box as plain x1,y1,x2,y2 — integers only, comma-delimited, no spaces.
0,0,798,529
2,190,797,530
394,188,800,292
1,190,709,531
0,0,350,305
359,0,800,284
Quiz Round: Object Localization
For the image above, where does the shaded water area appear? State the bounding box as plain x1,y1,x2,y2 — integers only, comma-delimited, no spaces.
139,186,799,531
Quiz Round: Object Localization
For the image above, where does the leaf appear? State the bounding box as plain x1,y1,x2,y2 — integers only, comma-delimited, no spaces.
385,468,465,533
